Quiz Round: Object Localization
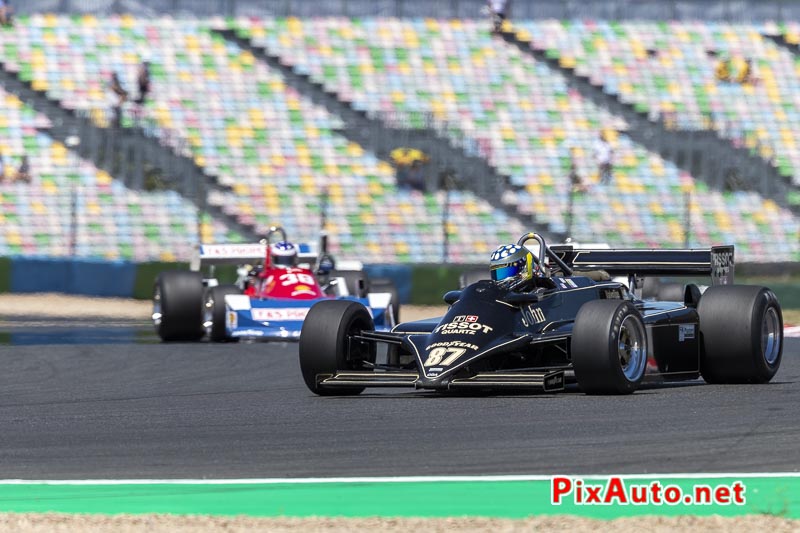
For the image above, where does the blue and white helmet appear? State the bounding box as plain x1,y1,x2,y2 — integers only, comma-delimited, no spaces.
270,240,298,267
490,244,536,282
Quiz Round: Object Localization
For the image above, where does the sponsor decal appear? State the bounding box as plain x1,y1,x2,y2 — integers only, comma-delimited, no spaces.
426,340,479,352
551,476,746,506
433,320,494,336
527,306,546,324
251,308,310,321
201,244,265,258
290,284,317,297
601,288,623,299
711,249,734,284
565,279,577,288
453,315,479,323
544,373,564,390
678,324,695,342
231,329,266,337
227,311,237,328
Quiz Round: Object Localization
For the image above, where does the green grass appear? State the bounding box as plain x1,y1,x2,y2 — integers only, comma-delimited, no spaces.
783,309,800,325
672,277,800,311
738,279,800,311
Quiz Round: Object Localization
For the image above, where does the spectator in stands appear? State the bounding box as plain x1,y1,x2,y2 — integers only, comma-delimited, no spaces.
109,72,128,128
131,61,151,125
736,57,757,85
135,61,151,105
391,147,412,187
407,159,427,192
438,167,458,191
15,155,30,183
487,0,509,34
0,153,5,182
593,131,613,184
0,0,12,27
391,147,429,191
568,147,588,193
714,55,731,82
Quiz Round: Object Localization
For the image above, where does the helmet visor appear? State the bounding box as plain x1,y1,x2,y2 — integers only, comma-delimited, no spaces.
491,263,523,281
272,254,296,267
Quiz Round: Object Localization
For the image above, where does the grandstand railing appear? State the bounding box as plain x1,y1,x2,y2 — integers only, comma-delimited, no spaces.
13,0,800,22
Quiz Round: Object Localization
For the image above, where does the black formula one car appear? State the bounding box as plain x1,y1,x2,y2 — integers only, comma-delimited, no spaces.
298,232,783,395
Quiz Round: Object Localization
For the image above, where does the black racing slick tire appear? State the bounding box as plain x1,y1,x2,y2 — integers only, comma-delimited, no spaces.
153,271,205,342
204,285,241,343
571,300,648,395
370,277,400,325
299,300,377,396
698,285,783,384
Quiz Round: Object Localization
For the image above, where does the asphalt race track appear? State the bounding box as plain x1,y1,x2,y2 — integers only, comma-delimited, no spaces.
0,323,798,479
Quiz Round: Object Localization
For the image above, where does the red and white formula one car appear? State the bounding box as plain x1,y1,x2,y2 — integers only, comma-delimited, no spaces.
153,227,398,342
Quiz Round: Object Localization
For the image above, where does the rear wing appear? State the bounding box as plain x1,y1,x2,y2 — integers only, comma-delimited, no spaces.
190,242,319,271
551,245,734,285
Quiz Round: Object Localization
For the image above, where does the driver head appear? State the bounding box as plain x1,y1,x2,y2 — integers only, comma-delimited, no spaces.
490,244,536,283
270,241,298,267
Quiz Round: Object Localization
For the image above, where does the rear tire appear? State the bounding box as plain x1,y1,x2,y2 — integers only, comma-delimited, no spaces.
572,300,647,394
204,285,241,342
299,300,376,395
153,271,205,342
698,285,782,384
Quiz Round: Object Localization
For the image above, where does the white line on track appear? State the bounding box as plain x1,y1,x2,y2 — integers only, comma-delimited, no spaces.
0,473,798,484
784,325,800,338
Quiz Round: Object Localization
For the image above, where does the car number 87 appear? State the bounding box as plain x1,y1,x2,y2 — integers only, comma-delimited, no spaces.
423,347,466,367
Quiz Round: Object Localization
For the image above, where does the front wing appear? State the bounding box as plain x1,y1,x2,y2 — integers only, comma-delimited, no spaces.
318,369,566,392
314,330,567,392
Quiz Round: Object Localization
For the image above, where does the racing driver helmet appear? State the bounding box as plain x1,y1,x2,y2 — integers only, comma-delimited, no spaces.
270,240,298,267
489,244,537,283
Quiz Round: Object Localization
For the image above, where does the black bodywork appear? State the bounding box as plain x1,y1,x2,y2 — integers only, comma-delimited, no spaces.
312,234,740,394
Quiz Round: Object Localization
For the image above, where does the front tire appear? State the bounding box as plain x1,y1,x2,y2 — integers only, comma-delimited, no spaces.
204,285,241,342
698,285,783,384
153,271,205,342
299,300,376,395
572,300,647,394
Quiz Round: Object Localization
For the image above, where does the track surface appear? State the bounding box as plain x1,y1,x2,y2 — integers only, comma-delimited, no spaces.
0,327,797,478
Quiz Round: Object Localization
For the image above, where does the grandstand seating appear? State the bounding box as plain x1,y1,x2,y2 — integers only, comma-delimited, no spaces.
514,20,800,186
0,14,526,264
0,15,797,263
0,86,237,261
233,17,800,262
